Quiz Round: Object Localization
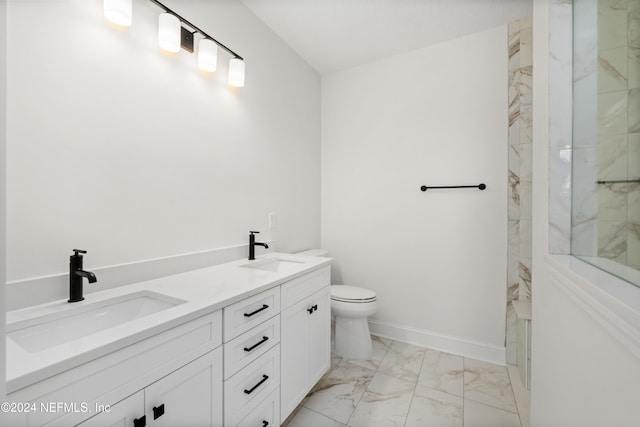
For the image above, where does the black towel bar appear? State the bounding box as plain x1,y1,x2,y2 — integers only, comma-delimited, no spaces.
420,184,486,191
596,179,640,184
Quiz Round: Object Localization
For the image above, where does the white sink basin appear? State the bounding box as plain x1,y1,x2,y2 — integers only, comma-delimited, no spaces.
241,256,310,273
7,291,186,353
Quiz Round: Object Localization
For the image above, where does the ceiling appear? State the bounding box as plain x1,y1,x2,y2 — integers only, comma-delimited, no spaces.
241,0,533,75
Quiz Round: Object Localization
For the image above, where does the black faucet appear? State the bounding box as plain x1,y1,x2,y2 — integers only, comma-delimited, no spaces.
69,249,97,303
249,231,269,260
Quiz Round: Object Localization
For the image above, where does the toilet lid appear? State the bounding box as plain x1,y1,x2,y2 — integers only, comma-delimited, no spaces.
331,285,376,302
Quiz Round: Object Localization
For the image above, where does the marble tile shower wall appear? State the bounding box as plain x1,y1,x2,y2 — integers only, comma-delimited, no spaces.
572,0,640,269
549,0,574,255
506,19,533,365
596,0,640,268
571,0,599,257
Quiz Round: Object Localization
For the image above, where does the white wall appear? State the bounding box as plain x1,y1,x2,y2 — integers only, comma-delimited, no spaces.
531,1,640,425
5,0,320,304
531,261,640,426
321,26,508,363
1,0,7,400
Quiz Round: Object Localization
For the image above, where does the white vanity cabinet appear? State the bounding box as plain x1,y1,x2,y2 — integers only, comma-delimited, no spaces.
4,255,333,427
280,267,331,421
78,347,222,427
223,287,281,427
75,389,143,427
6,310,223,427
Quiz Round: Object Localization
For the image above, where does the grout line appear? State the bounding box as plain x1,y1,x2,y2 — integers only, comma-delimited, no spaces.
462,356,466,426
462,395,520,414
462,358,520,415
305,406,347,426
506,364,528,427
402,345,427,426
505,367,521,418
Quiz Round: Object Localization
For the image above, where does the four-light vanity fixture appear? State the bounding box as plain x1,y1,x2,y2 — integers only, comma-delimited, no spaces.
103,0,245,87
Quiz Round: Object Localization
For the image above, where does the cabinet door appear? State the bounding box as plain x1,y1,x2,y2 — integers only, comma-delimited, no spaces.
280,286,331,421
145,347,223,427
280,298,308,420
76,391,144,427
306,287,331,387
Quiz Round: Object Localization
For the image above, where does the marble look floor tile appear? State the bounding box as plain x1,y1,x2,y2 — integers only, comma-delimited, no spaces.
378,341,426,383
463,399,522,427
417,349,464,397
464,359,517,413
331,354,343,369
341,335,391,371
346,373,414,427
506,364,530,427
367,372,416,395
303,362,376,424
405,385,463,427
284,406,345,427
296,338,526,427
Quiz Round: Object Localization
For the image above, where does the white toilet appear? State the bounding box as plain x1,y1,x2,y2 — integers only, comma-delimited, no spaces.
297,249,378,360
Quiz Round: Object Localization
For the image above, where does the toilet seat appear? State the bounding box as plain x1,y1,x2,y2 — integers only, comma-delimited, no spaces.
331,285,376,303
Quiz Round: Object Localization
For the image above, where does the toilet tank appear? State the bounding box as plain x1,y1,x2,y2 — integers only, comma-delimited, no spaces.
296,249,329,257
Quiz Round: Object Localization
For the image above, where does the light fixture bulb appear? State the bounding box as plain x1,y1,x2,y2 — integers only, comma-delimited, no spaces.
198,39,218,72
158,13,181,53
104,0,132,27
228,58,245,87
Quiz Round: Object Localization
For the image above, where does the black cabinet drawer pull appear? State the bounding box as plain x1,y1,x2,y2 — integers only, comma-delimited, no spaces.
244,374,269,394
133,415,146,427
244,304,269,317
262,421,269,427
153,404,165,420
307,304,319,314
244,336,269,352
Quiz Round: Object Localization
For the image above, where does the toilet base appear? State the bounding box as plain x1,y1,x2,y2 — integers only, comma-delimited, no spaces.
334,316,373,360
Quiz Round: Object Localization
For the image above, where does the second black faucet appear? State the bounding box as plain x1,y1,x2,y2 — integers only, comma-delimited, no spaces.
249,231,269,260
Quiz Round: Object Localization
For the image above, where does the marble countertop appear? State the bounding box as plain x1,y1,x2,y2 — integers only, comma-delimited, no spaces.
5,252,331,393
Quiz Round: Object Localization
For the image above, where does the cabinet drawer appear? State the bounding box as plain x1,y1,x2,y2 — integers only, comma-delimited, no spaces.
224,315,280,380
235,386,280,427
281,266,330,308
224,287,280,342
224,345,280,425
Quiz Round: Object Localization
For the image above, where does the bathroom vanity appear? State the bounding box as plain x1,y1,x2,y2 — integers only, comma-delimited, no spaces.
3,253,331,427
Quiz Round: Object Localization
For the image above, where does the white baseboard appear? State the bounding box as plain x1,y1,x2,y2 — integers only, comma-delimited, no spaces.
369,319,506,365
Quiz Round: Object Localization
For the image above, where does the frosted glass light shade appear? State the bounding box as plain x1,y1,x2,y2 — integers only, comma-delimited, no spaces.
158,13,181,53
104,0,132,27
198,39,218,72
228,58,245,87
